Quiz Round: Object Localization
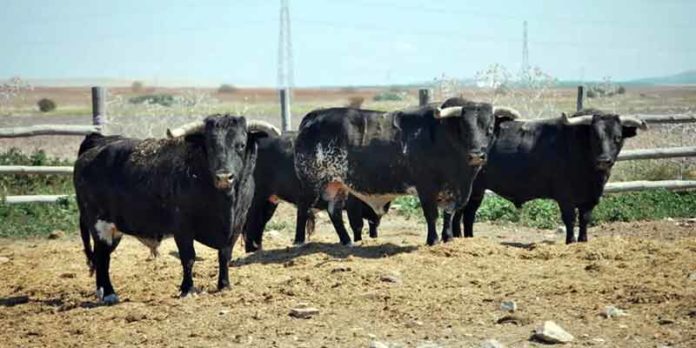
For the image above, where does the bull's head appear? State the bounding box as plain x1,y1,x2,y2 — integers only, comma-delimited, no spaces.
562,110,647,171
167,115,280,192
435,98,519,167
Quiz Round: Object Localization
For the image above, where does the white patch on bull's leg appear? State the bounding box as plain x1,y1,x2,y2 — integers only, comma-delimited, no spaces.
95,287,104,300
94,220,122,246
136,237,161,258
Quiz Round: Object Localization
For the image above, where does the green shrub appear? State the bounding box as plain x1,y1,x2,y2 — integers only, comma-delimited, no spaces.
128,94,174,107
218,84,238,94
131,80,144,93
0,149,77,238
0,148,73,196
37,98,56,112
0,197,78,238
390,190,696,230
373,91,404,101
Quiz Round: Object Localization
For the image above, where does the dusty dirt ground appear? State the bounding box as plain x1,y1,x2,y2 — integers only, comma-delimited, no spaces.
1,203,695,348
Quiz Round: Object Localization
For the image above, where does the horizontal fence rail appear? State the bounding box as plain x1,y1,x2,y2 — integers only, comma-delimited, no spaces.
0,166,73,175
0,124,101,138
634,114,696,124
617,146,696,161
3,195,72,204
604,180,696,193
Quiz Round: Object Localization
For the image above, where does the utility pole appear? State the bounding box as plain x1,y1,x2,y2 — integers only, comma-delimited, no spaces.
521,20,529,82
277,0,294,132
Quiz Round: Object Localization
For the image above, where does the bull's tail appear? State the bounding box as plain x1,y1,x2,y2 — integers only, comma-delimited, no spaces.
77,133,106,157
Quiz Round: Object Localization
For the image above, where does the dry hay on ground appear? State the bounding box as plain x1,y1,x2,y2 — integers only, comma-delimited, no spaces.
0,216,694,348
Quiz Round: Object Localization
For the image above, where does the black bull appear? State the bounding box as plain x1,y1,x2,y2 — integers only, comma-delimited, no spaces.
446,109,647,244
244,132,388,252
73,115,278,303
293,102,516,246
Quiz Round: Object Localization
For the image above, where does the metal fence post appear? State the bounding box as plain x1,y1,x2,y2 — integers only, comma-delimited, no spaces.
279,88,291,132
576,85,584,112
91,86,106,127
419,88,430,107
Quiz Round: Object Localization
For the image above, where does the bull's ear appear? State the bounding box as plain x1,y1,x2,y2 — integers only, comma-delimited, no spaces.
246,131,269,151
622,126,638,138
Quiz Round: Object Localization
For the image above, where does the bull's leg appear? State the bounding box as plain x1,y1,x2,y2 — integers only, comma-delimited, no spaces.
451,210,464,238
368,215,381,239
441,211,454,243
294,203,311,245
346,199,365,242
93,236,121,304
327,198,353,246
217,245,232,290
79,215,94,274
577,204,595,243
174,234,197,296
244,198,277,252
559,203,577,244
417,192,440,246
462,196,483,238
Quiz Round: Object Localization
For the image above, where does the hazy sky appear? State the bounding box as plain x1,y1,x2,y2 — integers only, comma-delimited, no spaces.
2,0,695,86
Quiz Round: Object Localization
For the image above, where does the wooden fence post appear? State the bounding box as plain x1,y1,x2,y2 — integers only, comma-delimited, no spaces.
576,85,584,112
91,86,106,126
279,88,291,132
419,88,430,107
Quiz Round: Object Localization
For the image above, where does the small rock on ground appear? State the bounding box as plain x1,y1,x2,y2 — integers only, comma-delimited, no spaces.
416,342,443,348
480,339,506,348
289,307,319,319
500,300,517,312
380,274,402,284
602,305,628,318
688,272,696,281
369,340,389,348
0,256,10,264
532,321,574,344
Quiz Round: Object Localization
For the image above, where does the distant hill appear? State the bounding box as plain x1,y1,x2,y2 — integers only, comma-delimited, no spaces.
626,70,696,86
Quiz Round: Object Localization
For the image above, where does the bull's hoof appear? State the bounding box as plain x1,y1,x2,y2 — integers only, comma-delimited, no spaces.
342,241,354,248
180,287,201,299
369,233,378,239
426,238,440,246
293,241,307,247
102,294,120,305
565,237,577,244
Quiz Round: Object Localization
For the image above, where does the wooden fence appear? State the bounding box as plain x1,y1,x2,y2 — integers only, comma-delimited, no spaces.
1,86,695,204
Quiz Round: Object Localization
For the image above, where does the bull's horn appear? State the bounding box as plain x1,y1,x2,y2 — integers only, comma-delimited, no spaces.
435,106,463,119
619,116,648,130
167,120,205,138
247,120,281,136
493,106,521,120
561,113,593,126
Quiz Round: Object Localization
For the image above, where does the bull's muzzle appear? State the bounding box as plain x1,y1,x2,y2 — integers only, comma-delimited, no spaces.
596,159,614,171
468,152,487,166
214,172,235,190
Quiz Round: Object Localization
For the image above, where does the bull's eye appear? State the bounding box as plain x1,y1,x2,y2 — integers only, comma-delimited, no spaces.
614,136,622,143
486,125,494,135
235,142,246,151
